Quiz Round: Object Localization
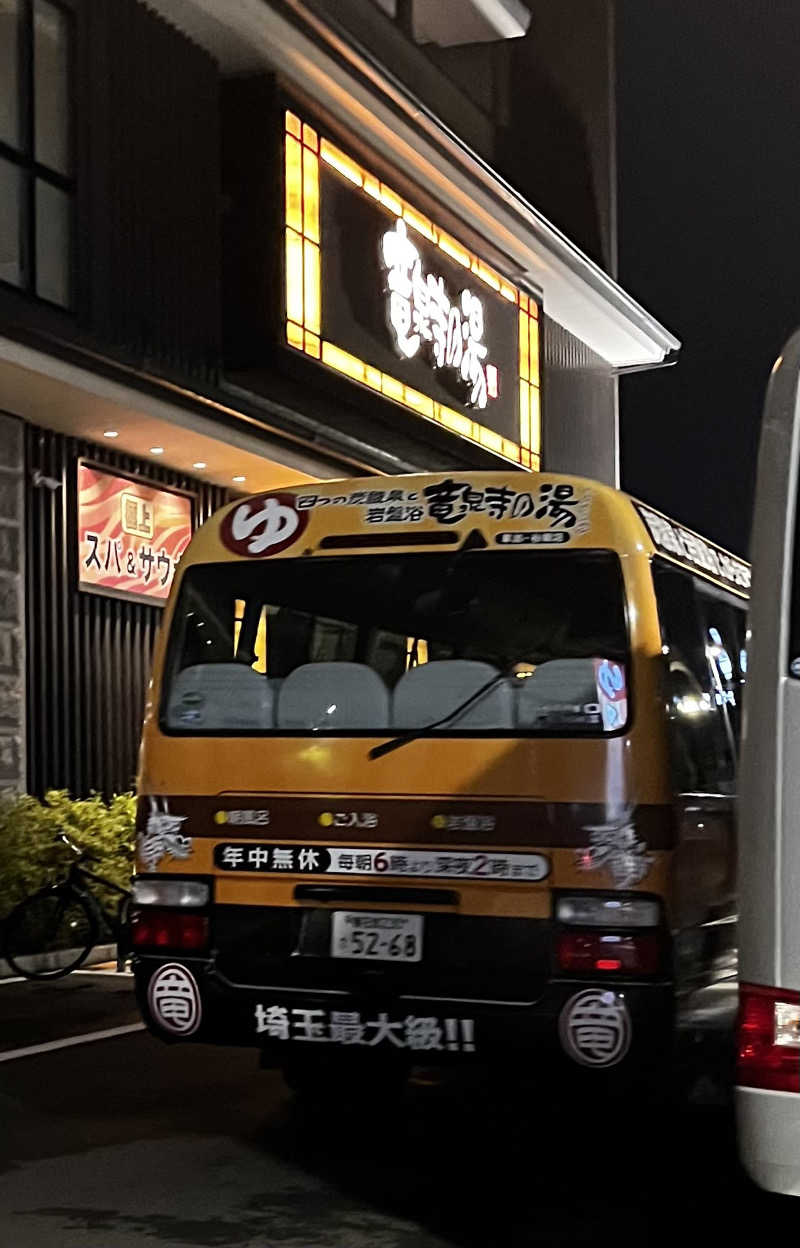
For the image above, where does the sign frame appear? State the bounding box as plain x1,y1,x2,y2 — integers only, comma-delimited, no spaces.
76,458,196,608
281,106,542,470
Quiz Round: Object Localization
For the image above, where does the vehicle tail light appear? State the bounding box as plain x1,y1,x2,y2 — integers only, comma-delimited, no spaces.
555,895,659,927
131,907,208,952
737,983,800,1093
132,879,209,906
556,930,660,974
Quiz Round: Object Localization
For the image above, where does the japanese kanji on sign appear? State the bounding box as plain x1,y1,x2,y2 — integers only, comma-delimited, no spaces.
77,462,193,605
213,842,550,882
284,109,542,472
255,1003,476,1052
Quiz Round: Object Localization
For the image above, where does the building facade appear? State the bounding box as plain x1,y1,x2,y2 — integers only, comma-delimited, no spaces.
0,0,678,797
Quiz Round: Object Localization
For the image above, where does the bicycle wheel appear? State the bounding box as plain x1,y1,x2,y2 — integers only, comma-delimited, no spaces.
3,888,98,979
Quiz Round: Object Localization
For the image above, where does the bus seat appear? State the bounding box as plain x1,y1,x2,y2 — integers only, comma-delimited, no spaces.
267,677,284,705
276,662,391,730
516,659,598,728
392,660,513,730
165,663,275,731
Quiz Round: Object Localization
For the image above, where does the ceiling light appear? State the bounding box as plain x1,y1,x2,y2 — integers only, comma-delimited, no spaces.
150,446,164,455
193,461,206,470
232,475,246,483
103,430,119,439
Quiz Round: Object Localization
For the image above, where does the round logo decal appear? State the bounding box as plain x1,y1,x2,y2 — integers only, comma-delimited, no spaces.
558,989,631,1068
147,962,202,1036
220,493,308,557
597,659,625,700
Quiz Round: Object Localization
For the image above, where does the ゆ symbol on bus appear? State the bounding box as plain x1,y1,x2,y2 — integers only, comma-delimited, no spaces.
220,493,309,557
558,989,631,1067
147,963,202,1036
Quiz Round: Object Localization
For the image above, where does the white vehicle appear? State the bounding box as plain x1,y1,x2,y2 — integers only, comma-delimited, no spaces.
737,330,800,1193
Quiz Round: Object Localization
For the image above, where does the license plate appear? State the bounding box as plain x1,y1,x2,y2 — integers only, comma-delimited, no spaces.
330,911,423,962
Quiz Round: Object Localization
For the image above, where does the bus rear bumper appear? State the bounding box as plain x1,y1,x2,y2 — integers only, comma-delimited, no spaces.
133,955,673,1078
736,1086,800,1195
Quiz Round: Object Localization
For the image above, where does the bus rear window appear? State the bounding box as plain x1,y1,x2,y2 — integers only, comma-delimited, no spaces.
161,550,629,737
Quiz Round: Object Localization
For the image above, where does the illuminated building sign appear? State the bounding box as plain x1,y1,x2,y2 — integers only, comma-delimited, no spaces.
283,110,541,469
77,463,193,605
381,219,495,409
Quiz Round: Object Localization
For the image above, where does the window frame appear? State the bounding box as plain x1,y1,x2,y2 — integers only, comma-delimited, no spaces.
158,548,634,741
651,556,745,796
0,0,75,308
694,579,747,755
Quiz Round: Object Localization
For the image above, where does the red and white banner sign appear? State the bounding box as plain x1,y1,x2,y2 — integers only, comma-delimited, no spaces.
77,463,193,604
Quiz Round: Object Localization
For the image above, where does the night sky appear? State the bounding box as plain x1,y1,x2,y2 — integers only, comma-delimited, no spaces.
617,0,800,556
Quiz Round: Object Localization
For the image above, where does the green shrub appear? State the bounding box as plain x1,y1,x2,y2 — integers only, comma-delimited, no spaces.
0,790,135,919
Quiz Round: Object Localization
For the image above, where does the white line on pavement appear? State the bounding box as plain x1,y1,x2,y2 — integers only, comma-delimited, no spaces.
0,1023,146,1063
73,968,134,978
0,968,133,984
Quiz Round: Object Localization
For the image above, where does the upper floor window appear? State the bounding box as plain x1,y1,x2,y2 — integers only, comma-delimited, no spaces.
0,0,72,308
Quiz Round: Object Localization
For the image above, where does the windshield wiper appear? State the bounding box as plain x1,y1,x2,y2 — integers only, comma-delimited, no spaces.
368,651,626,760
368,670,513,761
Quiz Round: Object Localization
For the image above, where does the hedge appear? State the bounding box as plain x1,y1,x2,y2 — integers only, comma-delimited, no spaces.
0,790,135,920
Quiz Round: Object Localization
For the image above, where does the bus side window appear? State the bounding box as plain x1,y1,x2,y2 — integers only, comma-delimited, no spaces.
696,592,747,752
652,563,736,795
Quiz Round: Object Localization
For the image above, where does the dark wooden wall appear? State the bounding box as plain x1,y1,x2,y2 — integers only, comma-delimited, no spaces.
25,424,228,797
75,0,221,381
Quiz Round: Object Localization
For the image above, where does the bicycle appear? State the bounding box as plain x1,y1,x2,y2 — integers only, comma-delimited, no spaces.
2,831,133,980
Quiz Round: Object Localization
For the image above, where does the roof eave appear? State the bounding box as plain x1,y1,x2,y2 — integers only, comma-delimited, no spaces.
149,0,680,369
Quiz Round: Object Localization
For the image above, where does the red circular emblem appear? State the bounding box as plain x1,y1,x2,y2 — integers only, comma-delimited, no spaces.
220,493,309,557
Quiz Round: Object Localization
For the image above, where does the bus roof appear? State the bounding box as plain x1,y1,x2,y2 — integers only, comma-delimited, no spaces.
185,470,751,600
631,498,750,600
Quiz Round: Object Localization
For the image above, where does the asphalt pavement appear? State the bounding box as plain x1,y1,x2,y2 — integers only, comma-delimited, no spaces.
0,971,793,1247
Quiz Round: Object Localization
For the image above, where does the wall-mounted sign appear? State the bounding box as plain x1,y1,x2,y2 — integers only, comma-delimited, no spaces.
634,501,751,598
283,109,541,469
77,463,193,605
380,218,497,410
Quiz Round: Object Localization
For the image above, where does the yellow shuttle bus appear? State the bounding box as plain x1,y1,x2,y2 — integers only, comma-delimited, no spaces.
131,470,749,1090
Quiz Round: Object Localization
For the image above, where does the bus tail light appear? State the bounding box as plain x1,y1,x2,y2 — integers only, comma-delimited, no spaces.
556,930,660,974
738,983,800,1093
131,907,209,952
132,879,209,907
555,896,659,927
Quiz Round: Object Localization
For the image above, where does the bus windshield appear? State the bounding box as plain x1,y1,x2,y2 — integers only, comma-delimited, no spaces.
161,550,629,737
